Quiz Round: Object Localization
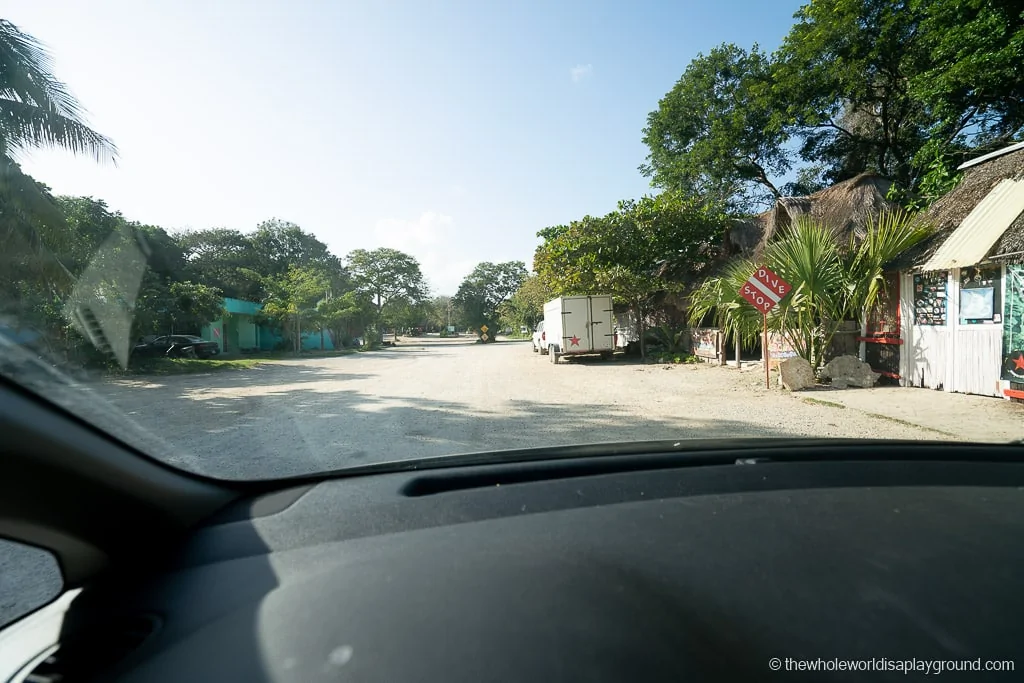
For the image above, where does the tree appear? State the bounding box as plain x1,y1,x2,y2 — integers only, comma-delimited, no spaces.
911,0,1024,153
595,266,666,358
177,228,263,300
250,219,343,281
346,248,427,323
133,279,223,338
453,262,527,339
258,266,329,354
0,20,116,283
534,192,727,356
498,276,551,332
426,295,454,332
317,290,374,348
689,212,932,371
641,44,789,211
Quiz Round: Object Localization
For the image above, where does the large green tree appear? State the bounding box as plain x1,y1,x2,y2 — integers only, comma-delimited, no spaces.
911,0,1024,152
641,44,788,210
453,261,527,339
535,193,726,356
498,276,551,333
176,228,262,300
250,219,343,281
258,266,329,354
774,0,1024,193
346,248,427,323
317,290,374,347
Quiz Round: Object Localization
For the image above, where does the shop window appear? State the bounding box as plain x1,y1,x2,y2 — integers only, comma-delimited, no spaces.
959,266,1002,325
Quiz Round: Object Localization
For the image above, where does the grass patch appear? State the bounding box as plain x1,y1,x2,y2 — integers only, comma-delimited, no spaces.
801,397,847,409
649,351,699,364
118,357,265,376
865,412,956,437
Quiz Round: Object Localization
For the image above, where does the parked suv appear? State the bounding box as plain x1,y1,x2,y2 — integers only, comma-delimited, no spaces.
532,321,547,354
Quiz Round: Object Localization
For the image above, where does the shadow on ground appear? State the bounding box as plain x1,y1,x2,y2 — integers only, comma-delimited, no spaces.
98,371,799,480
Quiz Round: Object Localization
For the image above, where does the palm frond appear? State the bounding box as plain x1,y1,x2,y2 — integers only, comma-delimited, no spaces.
687,256,763,346
0,19,116,162
841,210,932,319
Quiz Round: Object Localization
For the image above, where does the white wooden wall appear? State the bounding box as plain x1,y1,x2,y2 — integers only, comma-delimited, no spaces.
951,328,1004,396
901,268,1006,397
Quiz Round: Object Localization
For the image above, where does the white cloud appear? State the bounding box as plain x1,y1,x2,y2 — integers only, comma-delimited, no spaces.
373,210,453,249
569,63,593,83
371,211,467,295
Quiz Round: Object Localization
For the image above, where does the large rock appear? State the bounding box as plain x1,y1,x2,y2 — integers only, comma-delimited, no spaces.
779,357,815,391
820,355,879,389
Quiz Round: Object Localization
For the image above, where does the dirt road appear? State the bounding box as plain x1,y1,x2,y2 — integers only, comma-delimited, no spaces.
4,335,1024,627
89,336,1024,479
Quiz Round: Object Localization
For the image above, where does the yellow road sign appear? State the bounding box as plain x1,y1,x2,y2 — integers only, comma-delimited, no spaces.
480,324,489,333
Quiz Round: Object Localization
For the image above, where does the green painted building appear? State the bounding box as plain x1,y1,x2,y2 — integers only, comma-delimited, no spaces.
201,297,336,353
202,298,266,353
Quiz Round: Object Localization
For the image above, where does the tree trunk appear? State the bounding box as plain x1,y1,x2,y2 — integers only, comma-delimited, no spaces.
636,301,646,359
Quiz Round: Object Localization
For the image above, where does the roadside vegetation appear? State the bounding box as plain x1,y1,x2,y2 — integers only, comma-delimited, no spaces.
114,357,267,377
3,3,1022,375
505,0,1022,366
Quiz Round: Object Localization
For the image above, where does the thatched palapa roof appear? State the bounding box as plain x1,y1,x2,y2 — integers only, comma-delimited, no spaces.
887,142,1024,271
723,173,896,258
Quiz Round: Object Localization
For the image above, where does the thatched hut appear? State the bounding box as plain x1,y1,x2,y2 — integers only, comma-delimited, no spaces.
886,142,1024,400
723,173,896,258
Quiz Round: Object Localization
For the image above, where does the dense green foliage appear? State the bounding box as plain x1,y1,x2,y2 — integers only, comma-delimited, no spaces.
453,262,527,339
643,0,1024,210
498,276,551,333
533,192,727,356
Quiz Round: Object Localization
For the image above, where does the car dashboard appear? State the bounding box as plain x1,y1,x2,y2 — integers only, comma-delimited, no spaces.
3,443,1024,682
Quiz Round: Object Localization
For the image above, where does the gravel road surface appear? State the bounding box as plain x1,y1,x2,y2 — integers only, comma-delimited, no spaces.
81,336,1024,479
3,336,1023,627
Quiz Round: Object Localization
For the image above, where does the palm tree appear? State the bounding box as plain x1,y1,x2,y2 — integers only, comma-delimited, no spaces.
763,218,846,371
0,19,115,161
839,210,931,325
687,256,764,350
1,18,117,278
689,212,932,373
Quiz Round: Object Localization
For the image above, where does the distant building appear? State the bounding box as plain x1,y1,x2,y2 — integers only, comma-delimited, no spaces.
201,297,336,353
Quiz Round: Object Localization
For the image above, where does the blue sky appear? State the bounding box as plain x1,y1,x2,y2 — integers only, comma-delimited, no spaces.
9,0,803,294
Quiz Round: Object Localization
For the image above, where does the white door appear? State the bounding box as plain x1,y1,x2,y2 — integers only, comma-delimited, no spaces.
589,297,615,351
902,271,952,390
561,297,591,352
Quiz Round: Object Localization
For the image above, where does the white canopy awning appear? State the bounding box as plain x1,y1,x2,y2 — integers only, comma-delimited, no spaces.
921,178,1024,271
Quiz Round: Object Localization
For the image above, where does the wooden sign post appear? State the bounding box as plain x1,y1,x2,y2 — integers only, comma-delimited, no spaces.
738,266,793,389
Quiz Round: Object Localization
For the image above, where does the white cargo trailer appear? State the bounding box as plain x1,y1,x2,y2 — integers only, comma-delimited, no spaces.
541,295,615,364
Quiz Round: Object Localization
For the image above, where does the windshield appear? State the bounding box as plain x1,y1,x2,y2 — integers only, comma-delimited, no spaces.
1,2,1023,481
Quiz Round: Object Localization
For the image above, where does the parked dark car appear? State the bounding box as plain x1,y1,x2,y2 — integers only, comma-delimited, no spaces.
132,335,220,359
